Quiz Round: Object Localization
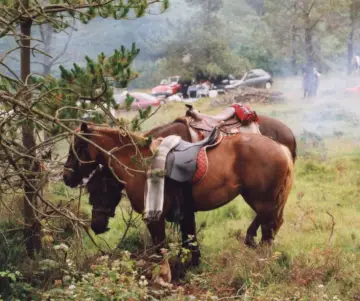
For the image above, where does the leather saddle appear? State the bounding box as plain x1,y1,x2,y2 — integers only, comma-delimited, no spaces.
166,127,219,183
185,104,261,138
185,104,243,136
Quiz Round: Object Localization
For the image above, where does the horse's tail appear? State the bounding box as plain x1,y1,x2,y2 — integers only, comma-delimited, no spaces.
274,144,295,233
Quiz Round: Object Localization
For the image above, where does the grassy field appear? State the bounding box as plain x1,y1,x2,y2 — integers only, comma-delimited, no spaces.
2,75,360,300
69,77,360,300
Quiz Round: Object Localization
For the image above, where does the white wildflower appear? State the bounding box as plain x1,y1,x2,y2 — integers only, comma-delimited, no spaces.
99,255,109,262
138,276,148,287
54,243,69,252
66,259,74,267
68,284,76,290
318,284,324,288
122,250,131,260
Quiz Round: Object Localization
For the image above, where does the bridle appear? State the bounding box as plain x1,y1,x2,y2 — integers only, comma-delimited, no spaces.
91,207,116,217
64,134,95,180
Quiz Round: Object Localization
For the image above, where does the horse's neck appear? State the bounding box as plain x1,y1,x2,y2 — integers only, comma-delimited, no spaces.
93,131,150,175
96,135,148,213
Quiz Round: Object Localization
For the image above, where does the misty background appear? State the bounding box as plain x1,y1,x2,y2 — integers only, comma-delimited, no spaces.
1,0,360,87
1,0,360,141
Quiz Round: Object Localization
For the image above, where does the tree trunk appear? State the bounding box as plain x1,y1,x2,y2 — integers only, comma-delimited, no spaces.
39,23,53,141
291,25,298,75
347,3,356,75
246,0,265,16
303,9,316,97
304,26,314,71
291,2,298,75
40,23,53,77
20,14,42,257
347,28,354,75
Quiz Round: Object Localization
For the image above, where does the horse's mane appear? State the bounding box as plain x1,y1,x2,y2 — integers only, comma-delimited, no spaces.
89,125,147,144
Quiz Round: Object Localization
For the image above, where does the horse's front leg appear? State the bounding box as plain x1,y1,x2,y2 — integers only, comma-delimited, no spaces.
146,218,166,250
146,219,174,286
180,208,201,266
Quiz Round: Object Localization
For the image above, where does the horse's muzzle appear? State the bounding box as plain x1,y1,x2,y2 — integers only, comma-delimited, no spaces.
63,171,81,188
91,222,110,235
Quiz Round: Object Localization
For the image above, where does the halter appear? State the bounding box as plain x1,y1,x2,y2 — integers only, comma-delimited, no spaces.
91,207,116,217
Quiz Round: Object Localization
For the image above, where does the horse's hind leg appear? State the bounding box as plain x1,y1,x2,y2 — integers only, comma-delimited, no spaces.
245,215,260,248
259,207,285,245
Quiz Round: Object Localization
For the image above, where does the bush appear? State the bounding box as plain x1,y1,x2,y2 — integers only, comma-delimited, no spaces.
0,221,26,271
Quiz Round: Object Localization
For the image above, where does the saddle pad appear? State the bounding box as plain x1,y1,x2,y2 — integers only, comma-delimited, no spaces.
165,127,218,182
191,135,223,184
143,135,182,222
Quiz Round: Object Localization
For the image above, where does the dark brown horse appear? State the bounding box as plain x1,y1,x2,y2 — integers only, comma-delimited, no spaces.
86,166,124,234
63,123,294,266
184,105,297,162
146,112,297,163
257,115,297,161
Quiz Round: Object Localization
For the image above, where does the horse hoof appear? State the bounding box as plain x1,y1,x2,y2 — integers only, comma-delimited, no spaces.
260,239,273,247
244,236,257,249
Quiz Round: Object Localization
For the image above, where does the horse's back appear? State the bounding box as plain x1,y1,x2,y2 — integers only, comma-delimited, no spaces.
231,133,292,182
192,133,292,211
258,115,297,161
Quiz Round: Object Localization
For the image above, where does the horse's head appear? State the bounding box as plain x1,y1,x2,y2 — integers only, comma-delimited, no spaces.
87,166,124,234
63,123,98,188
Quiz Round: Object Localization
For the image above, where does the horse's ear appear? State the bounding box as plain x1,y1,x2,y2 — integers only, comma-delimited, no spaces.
80,122,89,133
185,104,193,110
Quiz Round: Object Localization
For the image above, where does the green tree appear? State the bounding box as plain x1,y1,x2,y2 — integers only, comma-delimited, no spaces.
265,0,348,74
0,0,168,257
346,0,360,74
158,0,250,80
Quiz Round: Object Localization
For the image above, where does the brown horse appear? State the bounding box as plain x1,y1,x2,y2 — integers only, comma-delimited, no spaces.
63,123,294,266
86,113,296,234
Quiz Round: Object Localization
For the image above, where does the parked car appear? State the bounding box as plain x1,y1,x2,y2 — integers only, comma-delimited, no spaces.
214,69,273,93
113,91,161,110
151,76,182,97
240,69,273,89
187,81,213,98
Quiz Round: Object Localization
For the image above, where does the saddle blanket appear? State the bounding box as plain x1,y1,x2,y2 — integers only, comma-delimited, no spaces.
143,135,182,222
191,136,223,183
143,129,221,222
